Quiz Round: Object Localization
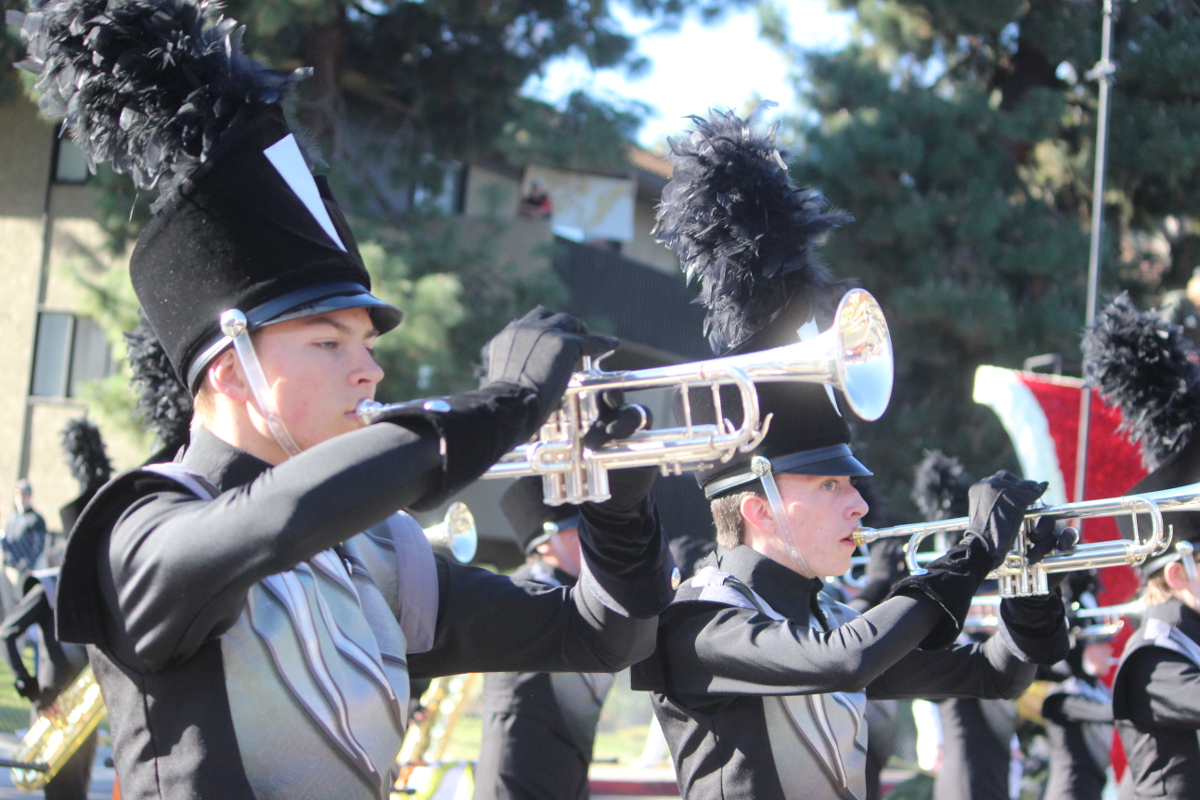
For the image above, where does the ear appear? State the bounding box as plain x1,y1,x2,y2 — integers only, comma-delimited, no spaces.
740,494,775,537
206,349,250,403
1165,559,1192,592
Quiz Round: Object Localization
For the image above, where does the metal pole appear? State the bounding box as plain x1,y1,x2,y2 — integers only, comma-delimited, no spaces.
1074,0,1116,508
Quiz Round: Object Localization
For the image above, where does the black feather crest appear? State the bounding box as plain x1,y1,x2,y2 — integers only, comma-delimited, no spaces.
655,104,851,354
61,417,112,493
125,316,192,452
8,0,308,212
1082,292,1200,470
911,450,975,522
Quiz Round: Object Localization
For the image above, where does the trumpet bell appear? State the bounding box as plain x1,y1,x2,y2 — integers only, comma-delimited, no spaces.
424,502,477,564
836,289,894,422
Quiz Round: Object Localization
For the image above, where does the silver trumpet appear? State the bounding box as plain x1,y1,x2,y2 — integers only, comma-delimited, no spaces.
361,289,892,505
852,482,1200,597
424,502,477,563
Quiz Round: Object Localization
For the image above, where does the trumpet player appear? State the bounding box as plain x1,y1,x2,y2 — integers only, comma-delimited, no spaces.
473,477,630,800
632,107,1069,800
1084,294,1200,800
10,4,675,799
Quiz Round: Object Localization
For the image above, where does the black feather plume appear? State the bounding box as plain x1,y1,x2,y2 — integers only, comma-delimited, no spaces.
655,104,851,354
911,450,975,522
125,316,192,452
60,417,112,493
8,0,308,211
1082,293,1200,470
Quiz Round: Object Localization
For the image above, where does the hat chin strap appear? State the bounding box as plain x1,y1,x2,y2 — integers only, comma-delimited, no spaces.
220,310,303,458
751,456,817,579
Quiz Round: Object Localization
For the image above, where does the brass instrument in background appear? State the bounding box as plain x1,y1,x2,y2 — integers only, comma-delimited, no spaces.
424,502,477,564
360,289,894,506
853,482,1200,597
394,673,478,796
9,663,106,790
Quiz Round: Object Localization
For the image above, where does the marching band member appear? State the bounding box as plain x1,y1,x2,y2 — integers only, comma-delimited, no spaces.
630,108,1069,800
0,419,111,800
915,451,1022,800
473,478,616,800
1084,294,1200,800
9,3,674,798
1040,573,1114,800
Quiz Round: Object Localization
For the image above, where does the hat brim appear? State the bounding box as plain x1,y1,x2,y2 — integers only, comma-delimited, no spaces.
777,453,872,478
265,289,402,334
186,281,402,390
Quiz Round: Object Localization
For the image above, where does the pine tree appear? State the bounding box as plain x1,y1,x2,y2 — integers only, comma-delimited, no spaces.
779,0,1200,512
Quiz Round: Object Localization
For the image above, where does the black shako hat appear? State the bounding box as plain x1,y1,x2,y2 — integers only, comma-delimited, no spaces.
501,477,582,554
677,310,871,500
655,106,868,499
1085,295,1200,575
131,105,401,390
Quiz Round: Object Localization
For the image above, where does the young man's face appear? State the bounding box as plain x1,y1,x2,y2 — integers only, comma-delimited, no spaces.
744,473,868,577
253,307,384,451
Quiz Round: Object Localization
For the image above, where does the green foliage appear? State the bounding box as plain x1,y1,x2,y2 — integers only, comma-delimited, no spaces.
0,0,26,105
497,92,650,174
784,0,1200,513
359,215,566,402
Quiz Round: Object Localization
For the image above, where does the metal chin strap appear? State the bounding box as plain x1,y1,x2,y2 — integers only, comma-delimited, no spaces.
220,309,303,458
751,456,817,579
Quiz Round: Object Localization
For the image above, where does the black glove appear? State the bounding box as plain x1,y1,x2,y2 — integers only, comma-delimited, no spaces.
590,465,659,517
13,677,38,701
1001,589,1070,665
482,307,619,433
964,471,1049,570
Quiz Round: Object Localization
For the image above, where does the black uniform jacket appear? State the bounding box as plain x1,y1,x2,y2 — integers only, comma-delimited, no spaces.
1042,672,1112,800
632,545,1067,800
1113,598,1200,800
0,575,89,704
474,561,614,800
54,427,672,800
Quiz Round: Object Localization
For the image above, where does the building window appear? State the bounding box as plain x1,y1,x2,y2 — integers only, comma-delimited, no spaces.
30,313,115,398
52,126,89,185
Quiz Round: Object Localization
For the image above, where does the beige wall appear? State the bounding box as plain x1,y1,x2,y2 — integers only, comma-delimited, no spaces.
0,100,148,532
623,193,679,275
463,164,521,219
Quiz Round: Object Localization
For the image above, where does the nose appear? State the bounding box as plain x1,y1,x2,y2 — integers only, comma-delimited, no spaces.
848,486,868,520
353,343,385,387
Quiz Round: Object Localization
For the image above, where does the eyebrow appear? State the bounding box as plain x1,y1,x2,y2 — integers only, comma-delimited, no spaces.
299,314,379,338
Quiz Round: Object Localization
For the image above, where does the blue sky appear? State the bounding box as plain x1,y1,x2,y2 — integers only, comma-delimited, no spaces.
521,1,855,150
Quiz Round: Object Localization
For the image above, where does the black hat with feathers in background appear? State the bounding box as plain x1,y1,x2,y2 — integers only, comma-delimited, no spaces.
126,314,193,463
58,418,113,533
9,0,400,392
911,450,975,522
1084,293,1200,574
500,478,582,555
656,106,866,498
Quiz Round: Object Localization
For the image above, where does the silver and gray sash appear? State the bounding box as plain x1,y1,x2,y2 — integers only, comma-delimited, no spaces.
690,567,869,800
144,463,439,800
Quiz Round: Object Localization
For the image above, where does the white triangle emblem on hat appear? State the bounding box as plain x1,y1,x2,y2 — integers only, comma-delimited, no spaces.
262,134,348,253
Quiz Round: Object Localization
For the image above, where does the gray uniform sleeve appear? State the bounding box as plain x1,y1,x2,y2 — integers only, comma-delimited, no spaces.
105,424,441,671
656,595,945,696
865,633,1037,701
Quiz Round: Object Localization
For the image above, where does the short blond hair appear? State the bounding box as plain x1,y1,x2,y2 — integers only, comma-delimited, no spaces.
710,491,758,550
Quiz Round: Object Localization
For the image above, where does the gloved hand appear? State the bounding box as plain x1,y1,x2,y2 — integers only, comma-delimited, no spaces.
591,465,659,517
865,536,909,586
13,678,38,701
483,307,620,433
964,471,1049,570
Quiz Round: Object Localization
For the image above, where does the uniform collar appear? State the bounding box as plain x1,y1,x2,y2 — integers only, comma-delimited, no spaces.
179,428,273,493
715,544,823,620
1146,597,1200,642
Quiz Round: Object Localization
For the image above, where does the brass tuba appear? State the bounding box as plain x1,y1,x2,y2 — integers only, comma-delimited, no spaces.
9,663,106,790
